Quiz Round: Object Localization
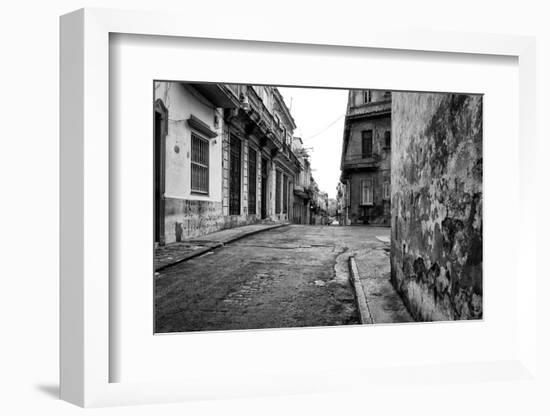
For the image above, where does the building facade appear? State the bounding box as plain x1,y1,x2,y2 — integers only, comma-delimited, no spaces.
291,137,312,225
339,89,392,226
154,82,303,245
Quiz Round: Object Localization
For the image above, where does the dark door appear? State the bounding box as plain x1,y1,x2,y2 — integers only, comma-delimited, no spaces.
261,157,268,219
229,135,242,215
154,101,167,245
248,147,257,215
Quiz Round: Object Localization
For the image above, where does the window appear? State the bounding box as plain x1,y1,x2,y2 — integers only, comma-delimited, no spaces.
361,179,373,206
275,170,282,214
191,133,209,194
385,131,391,148
283,174,288,214
363,90,371,104
229,135,242,215
248,147,257,215
362,130,373,158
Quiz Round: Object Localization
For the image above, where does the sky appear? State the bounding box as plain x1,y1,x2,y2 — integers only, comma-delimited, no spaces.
278,87,349,200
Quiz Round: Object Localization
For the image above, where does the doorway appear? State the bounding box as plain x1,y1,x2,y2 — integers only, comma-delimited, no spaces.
229,135,242,216
261,157,268,219
154,100,167,246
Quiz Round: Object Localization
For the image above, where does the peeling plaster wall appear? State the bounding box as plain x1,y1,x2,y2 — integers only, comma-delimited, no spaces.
390,93,483,321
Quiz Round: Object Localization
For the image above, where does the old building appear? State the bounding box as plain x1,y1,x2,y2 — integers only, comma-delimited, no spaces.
339,90,392,226
390,92,483,321
291,137,312,225
154,82,302,245
309,181,329,225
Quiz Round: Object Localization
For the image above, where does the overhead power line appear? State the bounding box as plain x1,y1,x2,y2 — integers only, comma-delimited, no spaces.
302,113,346,141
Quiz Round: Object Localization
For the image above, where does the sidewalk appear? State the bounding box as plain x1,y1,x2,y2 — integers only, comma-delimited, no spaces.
155,222,289,272
349,235,413,324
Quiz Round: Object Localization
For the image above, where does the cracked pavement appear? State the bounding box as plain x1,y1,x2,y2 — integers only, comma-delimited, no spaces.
155,224,410,333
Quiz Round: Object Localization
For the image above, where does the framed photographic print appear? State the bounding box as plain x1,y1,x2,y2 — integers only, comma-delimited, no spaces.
60,7,537,408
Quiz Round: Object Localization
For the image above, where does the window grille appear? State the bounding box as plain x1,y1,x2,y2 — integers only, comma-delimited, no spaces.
191,133,209,194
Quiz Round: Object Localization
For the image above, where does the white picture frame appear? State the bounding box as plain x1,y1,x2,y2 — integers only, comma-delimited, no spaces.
60,8,537,408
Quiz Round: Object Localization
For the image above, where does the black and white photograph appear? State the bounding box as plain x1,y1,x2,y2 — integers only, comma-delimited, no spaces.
6,0,547,412
153,82,483,333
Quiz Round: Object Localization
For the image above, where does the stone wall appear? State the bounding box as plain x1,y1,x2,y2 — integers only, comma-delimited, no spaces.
165,198,263,243
390,92,483,321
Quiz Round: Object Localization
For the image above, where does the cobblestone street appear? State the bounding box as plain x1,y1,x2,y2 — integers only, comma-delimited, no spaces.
155,224,411,332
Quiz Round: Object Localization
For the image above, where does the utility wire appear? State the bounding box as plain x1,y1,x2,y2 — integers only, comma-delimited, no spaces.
302,113,346,141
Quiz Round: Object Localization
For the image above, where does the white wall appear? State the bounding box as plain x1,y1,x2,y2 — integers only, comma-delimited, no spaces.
2,1,549,416
155,82,223,202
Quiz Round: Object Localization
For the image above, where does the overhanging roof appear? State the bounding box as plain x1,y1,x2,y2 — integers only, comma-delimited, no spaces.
189,84,240,109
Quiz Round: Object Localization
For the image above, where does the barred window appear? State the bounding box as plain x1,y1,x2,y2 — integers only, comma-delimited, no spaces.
191,133,209,194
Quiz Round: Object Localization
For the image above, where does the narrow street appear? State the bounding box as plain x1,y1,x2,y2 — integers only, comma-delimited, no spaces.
155,224,411,333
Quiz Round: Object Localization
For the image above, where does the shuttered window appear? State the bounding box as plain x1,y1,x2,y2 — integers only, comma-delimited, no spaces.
361,179,373,206
191,133,209,194
362,130,373,158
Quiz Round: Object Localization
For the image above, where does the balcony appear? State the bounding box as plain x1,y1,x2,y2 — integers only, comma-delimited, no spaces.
189,83,240,109
342,153,382,171
245,86,285,149
347,98,391,119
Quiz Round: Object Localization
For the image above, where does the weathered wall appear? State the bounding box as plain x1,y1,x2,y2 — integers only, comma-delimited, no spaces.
391,92,483,321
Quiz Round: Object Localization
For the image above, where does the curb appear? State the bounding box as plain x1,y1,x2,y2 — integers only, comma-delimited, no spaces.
155,223,290,272
348,256,374,324
218,223,290,245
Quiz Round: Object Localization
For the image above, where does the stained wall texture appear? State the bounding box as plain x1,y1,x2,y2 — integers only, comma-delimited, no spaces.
390,92,483,321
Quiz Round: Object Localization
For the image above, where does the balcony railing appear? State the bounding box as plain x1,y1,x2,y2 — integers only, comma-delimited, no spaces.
347,99,391,118
245,86,285,148
342,153,382,170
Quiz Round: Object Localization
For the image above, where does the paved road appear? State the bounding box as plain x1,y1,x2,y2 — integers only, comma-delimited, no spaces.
155,224,410,333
